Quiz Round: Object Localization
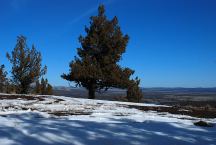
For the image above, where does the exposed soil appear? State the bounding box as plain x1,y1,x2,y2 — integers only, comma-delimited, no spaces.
48,111,92,116
53,98,65,103
0,94,45,101
126,105,216,118
0,94,216,118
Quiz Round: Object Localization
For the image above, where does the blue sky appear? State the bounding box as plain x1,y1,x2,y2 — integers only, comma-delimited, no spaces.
0,0,216,87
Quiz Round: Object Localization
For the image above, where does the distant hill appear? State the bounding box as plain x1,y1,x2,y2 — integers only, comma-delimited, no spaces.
53,86,216,103
142,87,216,93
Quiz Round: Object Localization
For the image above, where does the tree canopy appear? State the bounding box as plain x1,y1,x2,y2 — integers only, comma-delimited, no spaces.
0,65,8,92
35,78,53,95
7,35,47,94
62,5,142,101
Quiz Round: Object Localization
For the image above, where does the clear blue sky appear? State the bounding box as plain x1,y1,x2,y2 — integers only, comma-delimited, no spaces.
0,0,216,87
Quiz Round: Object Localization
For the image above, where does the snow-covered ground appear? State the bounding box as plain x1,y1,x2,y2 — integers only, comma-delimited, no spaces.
0,94,215,145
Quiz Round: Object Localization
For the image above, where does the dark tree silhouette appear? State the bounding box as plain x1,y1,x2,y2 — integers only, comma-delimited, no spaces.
62,5,142,101
40,78,47,95
0,65,8,92
7,35,47,94
35,78,53,95
127,77,143,102
35,80,41,94
46,84,53,95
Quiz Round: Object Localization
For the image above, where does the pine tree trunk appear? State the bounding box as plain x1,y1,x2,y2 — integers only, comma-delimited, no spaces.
88,83,95,99
20,83,28,94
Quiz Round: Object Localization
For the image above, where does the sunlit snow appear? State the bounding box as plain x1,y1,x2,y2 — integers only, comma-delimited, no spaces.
0,94,215,145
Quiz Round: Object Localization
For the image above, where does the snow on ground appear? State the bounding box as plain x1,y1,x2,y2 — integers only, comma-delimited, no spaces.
0,94,215,145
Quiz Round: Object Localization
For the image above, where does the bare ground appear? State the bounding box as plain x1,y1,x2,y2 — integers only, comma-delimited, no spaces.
0,94,216,118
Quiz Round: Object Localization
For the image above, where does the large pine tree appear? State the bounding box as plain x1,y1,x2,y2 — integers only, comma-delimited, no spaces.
62,5,141,100
7,35,47,94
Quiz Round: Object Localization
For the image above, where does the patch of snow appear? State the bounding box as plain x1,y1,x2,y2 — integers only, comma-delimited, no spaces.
0,94,215,145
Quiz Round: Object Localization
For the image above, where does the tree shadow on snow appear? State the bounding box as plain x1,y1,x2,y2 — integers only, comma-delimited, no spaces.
0,113,215,145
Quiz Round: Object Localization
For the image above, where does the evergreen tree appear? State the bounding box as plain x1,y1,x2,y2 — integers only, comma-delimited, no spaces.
40,78,47,95
35,80,41,94
7,35,47,94
39,78,53,95
5,80,16,94
0,65,8,92
46,84,53,95
62,5,136,99
127,77,143,102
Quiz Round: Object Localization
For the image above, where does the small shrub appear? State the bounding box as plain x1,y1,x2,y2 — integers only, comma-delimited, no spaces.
127,77,143,102
194,121,214,127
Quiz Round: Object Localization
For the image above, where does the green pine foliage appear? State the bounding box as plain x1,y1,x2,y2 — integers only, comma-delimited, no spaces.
34,78,53,95
7,35,47,94
35,80,41,94
127,77,143,102
62,5,143,102
46,84,53,95
0,65,15,93
0,65,8,92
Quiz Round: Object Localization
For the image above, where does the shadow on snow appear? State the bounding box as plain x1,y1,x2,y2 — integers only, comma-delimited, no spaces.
0,113,215,145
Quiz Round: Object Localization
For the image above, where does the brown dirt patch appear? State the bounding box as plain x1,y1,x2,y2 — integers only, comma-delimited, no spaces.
127,105,216,118
49,111,92,116
0,94,45,101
